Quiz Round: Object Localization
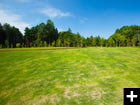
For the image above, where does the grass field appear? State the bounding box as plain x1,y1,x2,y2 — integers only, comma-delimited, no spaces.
0,47,73,52
0,47,140,105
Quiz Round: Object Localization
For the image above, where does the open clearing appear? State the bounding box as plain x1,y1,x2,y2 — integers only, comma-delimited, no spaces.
0,47,140,105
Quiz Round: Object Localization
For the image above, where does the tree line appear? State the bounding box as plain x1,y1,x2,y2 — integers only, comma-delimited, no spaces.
0,19,140,48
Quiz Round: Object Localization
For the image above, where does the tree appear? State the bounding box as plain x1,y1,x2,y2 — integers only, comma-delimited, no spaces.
46,20,58,46
44,41,47,47
112,25,140,47
119,35,126,46
52,41,55,47
56,38,61,47
3,23,11,47
108,37,113,47
24,27,31,47
1,21,140,48
100,38,105,47
1,23,23,48
95,36,101,46
80,36,85,47
132,35,137,46
90,36,96,46
135,34,140,46
0,23,6,48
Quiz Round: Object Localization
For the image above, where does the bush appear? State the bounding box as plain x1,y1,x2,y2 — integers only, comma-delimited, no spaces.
30,42,33,47
138,42,140,47
16,43,20,48
11,44,13,48
33,44,36,47
52,41,55,47
5,40,9,48
0,44,2,48
44,41,47,47
21,43,24,48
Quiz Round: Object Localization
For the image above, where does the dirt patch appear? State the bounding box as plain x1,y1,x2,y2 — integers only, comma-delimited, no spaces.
90,89,107,99
64,87,71,99
72,92,80,97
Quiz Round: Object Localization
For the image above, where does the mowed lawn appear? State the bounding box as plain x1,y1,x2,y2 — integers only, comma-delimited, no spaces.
0,48,140,105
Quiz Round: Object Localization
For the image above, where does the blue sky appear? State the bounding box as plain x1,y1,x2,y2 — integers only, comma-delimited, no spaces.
0,0,140,38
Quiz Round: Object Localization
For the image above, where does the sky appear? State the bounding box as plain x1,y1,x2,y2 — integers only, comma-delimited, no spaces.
0,0,140,38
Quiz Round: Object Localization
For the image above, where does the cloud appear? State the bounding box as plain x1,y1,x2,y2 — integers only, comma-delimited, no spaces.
0,9,30,34
80,17,88,23
16,0,32,3
41,7,71,18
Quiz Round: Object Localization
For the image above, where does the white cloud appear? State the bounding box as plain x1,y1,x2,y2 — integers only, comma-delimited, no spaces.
16,0,32,3
80,17,88,23
0,9,30,34
41,7,71,18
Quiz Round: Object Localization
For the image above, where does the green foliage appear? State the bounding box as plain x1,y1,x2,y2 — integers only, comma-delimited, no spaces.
40,41,43,47
11,43,13,48
44,41,47,47
1,21,140,48
21,43,24,48
132,35,137,46
51,41,55,47
29,42,32,47
5,40,9,48
56,38,61,47
138,43,140,47
16,43,20,48
113,25,140,46
33,43,36,47
0,44,2,48
90,36,96,46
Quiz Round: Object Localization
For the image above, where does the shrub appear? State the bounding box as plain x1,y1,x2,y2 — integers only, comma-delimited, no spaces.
16,43,20,48
44,41,47,47
5,40,9,48
0,44,2,48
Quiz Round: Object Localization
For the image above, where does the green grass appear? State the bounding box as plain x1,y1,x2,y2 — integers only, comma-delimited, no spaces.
0,47,72,50
0,47,140,105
